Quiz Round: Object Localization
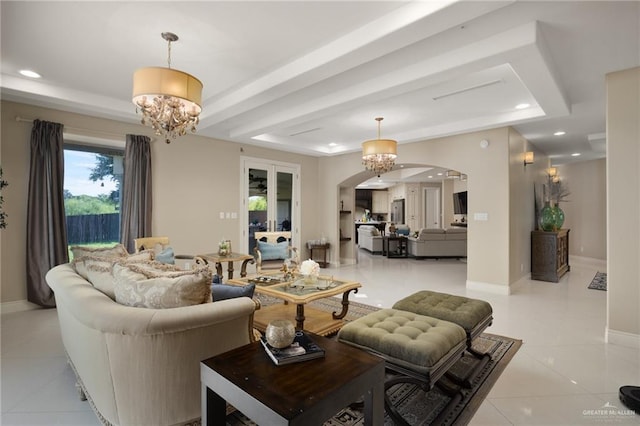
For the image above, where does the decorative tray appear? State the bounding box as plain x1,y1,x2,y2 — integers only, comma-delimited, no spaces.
248,275,286,285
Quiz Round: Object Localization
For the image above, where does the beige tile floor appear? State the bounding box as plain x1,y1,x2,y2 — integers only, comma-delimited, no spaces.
1,251,639,425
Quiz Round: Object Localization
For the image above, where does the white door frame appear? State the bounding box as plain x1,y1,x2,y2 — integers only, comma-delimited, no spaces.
240,157,301,253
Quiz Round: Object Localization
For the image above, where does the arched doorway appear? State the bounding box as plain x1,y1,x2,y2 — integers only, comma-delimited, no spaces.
337,163,468,263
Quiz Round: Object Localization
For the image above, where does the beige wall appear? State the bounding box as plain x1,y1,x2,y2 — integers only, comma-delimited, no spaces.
606,67,640,343
1,98,612,304
0,101,319,304
557,159,607,260
507,127,550,283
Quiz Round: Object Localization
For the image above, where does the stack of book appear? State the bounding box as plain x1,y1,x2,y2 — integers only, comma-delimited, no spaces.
260,331,325,365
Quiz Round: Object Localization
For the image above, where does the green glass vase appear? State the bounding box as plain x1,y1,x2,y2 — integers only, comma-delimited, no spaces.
553,205,565,230
540,203,556,231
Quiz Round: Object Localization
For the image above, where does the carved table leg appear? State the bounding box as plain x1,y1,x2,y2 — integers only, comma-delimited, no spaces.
295,304,306,330
240,258,255,278
227,261,235,280
333,288,359,320
214,262,223,278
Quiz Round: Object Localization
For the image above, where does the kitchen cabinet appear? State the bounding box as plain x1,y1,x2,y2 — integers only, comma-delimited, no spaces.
372,190,388,214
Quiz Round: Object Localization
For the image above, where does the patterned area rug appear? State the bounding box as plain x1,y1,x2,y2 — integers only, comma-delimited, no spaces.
588,271,607,291
228,294,521,426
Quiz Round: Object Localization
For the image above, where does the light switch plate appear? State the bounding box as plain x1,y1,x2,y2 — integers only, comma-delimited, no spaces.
219,212,225,219
474,212,489,221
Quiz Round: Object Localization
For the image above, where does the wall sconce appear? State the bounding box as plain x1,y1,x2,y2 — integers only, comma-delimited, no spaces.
548,167,558,177
524,151,534,166
460,174,468,181
445,170,461,179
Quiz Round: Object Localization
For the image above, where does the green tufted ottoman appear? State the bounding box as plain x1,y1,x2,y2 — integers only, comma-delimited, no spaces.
337,309,467,425
392,290,493,353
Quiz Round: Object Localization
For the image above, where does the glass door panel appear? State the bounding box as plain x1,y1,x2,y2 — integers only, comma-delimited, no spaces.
276,170,293,232
243,160,299,255
248,167,269,255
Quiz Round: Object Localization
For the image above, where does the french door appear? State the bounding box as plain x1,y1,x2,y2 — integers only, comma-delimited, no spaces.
241,158,300,254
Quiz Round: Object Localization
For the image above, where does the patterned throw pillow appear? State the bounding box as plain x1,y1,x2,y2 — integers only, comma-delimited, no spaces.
70,243,128,261
113,263,212,309
76,251,155,299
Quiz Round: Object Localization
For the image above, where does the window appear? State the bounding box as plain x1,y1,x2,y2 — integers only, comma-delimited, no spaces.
64,144,124,257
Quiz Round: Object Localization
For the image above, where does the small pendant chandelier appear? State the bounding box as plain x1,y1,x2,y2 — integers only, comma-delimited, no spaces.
132,32,203,144
362,117,397,175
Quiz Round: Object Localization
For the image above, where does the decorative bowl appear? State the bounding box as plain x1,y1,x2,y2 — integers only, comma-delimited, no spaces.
265,319,296,348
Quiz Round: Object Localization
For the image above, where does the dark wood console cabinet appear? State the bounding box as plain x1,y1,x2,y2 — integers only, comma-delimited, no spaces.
531,229,570,282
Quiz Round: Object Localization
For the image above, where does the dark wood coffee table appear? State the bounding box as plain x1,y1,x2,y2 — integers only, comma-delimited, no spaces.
201,335,385,425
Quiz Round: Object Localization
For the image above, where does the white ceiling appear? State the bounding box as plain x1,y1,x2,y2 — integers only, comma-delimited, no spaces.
2,1,639,175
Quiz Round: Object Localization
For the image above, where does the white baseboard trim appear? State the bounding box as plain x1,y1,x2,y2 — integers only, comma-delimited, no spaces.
466,280,512,295
606,328,640,349
1,299,41,315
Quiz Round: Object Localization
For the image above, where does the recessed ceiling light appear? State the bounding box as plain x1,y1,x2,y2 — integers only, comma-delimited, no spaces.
428,175,433,179
554,131,566,136
19,69,41,78
571,153,581,157
328,142,337,147
515,103,530,110
437,172,443,176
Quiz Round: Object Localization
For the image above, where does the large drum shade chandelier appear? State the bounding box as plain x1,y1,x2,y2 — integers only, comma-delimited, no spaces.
133,32,203,144
362,117,397,175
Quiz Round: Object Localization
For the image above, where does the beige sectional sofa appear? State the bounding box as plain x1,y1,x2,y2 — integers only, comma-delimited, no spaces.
46,262,257,426
357,225,383,253
407,228,467,258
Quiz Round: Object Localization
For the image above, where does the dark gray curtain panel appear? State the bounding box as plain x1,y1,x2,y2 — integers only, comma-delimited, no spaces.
27,120,69,307
120,134,152,253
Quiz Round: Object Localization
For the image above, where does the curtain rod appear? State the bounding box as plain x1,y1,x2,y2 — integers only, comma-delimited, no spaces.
14,116,155,142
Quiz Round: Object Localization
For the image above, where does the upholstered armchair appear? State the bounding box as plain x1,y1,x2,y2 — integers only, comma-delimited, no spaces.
133,236,195,268
253,231,299,274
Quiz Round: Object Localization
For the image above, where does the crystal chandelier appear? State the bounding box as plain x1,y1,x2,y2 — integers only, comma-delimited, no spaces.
362,117,397,175
132,32,203,144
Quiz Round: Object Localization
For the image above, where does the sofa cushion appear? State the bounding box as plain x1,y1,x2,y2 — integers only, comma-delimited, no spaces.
418,228,446,241
82,251,155,299
70,243,128,261
358,225,379,236
258,240,289,260
211,283,256,302
445,228,467,241
446,227,467,233
113,263,212,309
